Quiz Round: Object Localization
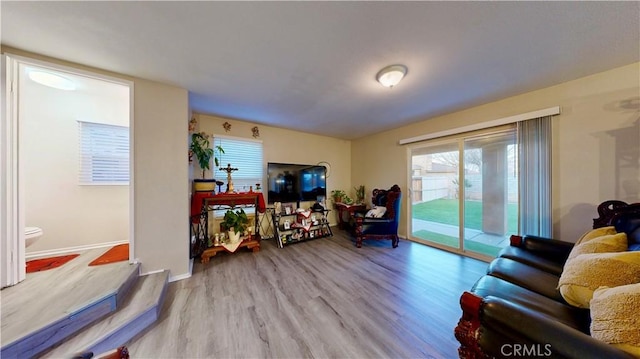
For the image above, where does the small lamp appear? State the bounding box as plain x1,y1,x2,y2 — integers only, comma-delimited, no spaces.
376,64,408,88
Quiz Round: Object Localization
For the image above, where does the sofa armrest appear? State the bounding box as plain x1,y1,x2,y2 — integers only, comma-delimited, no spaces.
510,235,574,263
479,295,635,359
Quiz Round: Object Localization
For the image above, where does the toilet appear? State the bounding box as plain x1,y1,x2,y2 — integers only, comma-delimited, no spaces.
25,227,43,247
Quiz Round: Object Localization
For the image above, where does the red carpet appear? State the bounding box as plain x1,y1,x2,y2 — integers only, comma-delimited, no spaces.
89,244,129,266
26,254,79,273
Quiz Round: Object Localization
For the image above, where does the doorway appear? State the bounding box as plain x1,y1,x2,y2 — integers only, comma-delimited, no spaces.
409,127,518,260
1,54,134,287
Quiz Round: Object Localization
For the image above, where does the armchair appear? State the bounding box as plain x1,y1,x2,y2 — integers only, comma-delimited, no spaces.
353,184,402,248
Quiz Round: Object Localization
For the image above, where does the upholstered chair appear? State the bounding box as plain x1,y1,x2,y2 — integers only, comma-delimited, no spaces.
353,184,402,248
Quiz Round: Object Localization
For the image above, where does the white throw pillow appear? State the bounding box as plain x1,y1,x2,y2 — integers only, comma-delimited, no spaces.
365,206,387,218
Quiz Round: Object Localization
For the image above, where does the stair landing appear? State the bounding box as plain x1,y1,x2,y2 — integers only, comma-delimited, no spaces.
42,270,169,358
0,248,139,358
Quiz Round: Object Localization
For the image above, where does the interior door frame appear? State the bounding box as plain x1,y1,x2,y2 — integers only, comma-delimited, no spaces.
1,54,23,287
1,54,135,287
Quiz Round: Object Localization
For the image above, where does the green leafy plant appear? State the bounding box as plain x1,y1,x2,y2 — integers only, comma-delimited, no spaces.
354,185,365,204
331,189,346,203
222,208,249,234
190,132,224,179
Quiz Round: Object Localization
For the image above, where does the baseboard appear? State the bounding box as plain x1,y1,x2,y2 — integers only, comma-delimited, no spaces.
25,240,128,260
169,270,191,283
140,268,165,276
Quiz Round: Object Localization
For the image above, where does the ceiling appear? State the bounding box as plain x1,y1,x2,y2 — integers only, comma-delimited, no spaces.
2,1,639,140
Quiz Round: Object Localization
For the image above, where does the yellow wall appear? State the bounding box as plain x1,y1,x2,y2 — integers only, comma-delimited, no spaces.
352,62,640,243
194,113,352,225
5,44,637,280
133,79,189,278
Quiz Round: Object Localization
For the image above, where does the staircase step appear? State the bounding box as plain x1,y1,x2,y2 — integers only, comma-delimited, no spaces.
1,250,140,359
41,270,170,358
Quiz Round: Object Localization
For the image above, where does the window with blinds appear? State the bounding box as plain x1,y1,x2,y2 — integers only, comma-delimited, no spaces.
212,135,263,192
78,121,130,185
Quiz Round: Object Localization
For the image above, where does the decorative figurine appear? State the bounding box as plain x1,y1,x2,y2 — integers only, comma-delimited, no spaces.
188,117,197,132
219,163,238,193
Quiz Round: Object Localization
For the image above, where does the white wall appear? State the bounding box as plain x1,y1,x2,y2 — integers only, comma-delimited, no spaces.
20,66,130,254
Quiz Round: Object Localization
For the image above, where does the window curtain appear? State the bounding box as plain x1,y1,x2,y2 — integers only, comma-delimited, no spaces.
517,116,552,237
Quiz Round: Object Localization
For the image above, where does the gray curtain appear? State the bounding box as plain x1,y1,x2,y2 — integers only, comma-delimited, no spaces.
517,116,552,238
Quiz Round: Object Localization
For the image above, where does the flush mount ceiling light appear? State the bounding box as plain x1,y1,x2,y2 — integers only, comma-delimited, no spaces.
376,64,407,88
27,69,76,90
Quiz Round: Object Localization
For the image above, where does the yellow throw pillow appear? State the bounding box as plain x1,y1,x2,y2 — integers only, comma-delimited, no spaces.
558,251,640,308
591,283,640,357
576,226,617,245
567,233,628,261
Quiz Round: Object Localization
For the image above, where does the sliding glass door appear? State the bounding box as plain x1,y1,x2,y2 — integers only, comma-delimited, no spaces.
410,127,517,259
410,143,461,250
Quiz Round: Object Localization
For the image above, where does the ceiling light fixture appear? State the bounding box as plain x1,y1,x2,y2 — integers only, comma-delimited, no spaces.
27,69,76,90
376,64,407,88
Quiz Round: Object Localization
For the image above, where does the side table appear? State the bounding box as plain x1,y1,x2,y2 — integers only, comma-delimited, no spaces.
334,203,367,230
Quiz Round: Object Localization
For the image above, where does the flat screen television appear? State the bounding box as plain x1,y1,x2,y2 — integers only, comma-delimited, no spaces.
267,162,326,204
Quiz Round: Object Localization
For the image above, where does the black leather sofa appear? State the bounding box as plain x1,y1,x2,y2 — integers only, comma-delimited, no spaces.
455,201,640,359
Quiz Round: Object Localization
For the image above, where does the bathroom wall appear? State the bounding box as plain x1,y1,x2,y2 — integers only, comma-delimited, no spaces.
21,66,130,254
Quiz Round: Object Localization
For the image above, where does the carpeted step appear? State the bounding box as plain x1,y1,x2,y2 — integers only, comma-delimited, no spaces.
40,270,170,358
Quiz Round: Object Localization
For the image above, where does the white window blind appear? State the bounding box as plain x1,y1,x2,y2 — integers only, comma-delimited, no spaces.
213,135,263,192
78,121,130,185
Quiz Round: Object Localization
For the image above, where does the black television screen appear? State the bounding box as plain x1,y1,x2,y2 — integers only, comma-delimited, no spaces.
267,163,326,204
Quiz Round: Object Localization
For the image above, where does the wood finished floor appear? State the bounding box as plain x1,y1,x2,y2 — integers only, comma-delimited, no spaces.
1,248,135,349
126,230,489,358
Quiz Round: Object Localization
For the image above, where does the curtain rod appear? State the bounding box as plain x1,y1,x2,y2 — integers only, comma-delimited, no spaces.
399,106,560,145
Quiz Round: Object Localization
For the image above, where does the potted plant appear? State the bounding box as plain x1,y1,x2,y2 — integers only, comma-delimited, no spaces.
354,185,365,204
190,132,224,192
222,208,249,243
331,189,346,203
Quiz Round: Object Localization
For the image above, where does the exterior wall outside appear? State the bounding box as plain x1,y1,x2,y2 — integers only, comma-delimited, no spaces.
195,113,352,226
352,62,640,243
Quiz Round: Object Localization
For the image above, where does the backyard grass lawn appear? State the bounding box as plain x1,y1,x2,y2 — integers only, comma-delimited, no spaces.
412,198,518,233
